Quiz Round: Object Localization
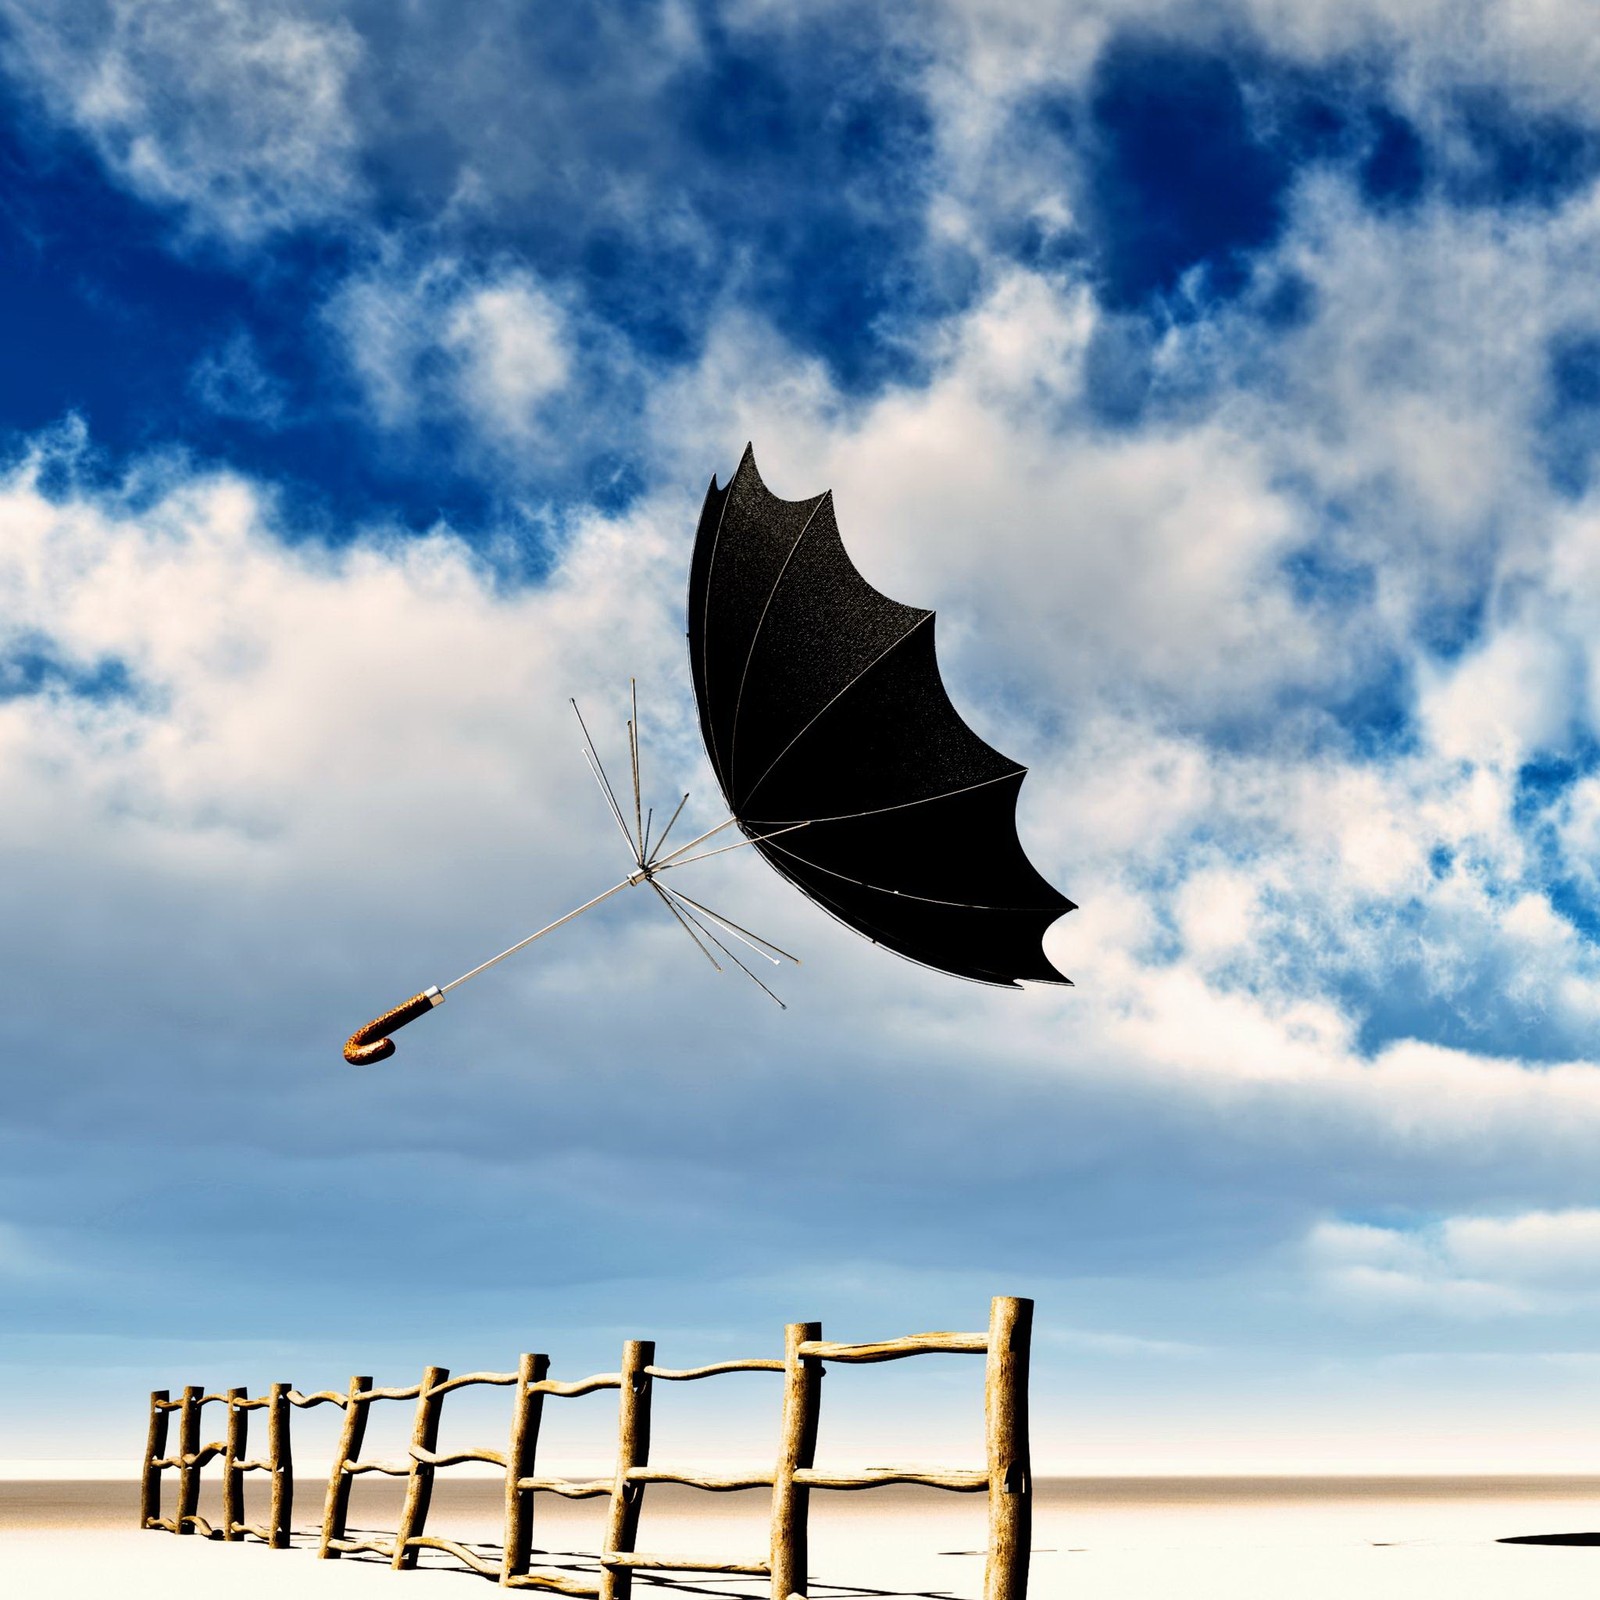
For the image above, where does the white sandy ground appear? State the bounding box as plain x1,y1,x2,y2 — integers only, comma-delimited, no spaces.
8,1478,1600,1599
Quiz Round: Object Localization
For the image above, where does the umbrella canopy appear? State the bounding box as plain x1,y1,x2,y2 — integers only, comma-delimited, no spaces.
688,445,1075,987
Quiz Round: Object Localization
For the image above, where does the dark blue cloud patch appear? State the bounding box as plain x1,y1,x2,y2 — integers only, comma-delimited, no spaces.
1513,744,1599,829
1008,40,1378,334
1281,542,1377,614
1355,86,1600,216
1012,32,1600,355
1342,85,1598,220
1550,334,1600,411
348,3,967,395
1081,313,1158,425
0,104,515,542
1538,331,1600,496
1358,109,1427,209
1250,265,1316,332
1511,741,1600,946
673,19,967,391
0,4,972,544
1312,651,1416,760
0,116,254,448
577,230,699,365
1414,584,1488,661
1446,91,1600,210
0,637,139,706
1079,39,1296,311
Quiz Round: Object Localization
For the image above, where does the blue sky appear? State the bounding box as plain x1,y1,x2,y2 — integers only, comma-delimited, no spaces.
9,0,1600,1476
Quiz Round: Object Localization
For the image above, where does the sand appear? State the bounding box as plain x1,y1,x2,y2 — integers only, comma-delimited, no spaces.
7,1476,1600,1599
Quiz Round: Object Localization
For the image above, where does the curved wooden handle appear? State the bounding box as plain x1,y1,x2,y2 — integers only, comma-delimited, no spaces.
343,987,443,1065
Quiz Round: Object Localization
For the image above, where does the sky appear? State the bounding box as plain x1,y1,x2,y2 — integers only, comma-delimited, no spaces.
9,0,1600,1480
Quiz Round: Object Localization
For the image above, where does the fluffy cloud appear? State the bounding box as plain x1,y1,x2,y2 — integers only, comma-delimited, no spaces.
444,281,571,445
936,0,1600,109
1308,1208,1600,1317
328,257,570,434
0,0,364,242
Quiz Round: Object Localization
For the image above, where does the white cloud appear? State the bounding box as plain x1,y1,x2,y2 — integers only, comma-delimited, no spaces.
933,0,1600,114
1306,1208,1600,1318
1173,867,1259,960
0,430,670,874
443,281,571,446
325,256,574,452
652,272,1319,728
1444,1209,1600,1286
0,0,364,242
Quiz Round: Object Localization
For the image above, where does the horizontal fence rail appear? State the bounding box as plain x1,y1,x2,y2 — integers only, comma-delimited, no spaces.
141,1295,1032,1600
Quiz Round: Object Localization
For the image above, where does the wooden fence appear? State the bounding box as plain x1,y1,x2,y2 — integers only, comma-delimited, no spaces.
141,1295,1031,1600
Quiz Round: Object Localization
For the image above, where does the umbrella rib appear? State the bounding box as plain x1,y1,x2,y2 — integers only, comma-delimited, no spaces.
659,884,799,965
725,492,828,793
739,612,933,812
584,748,642,863
650,820,809,873
573,698,639,861
762,866,1023,989
649,816,738,870
647,792,691,866
744,769,1022,828
756,836,1074,914
761,864,1024,985
649,880,722,971
628,678,644,857
664,890,787,1008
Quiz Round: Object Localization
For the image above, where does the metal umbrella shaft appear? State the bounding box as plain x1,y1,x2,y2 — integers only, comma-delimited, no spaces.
340,875,640,1065
341,685,803,1065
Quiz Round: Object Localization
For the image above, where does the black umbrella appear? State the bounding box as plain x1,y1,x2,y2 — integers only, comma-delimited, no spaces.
342,446,1073,1063
689,445,1074,988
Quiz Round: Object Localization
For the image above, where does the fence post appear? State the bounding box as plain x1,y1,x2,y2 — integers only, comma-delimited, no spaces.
599,1339,655,1600
770,1322,822,1600
222,1386,248,1540
502,1352,549,1586
268,1382,293,1549
983,1296,1032,1600
318,1375,373,1559
392,1365,449,1570
175,1385,203,1536
140,1390,170,1529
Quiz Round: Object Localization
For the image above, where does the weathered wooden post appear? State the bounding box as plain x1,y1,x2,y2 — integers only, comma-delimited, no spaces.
140,1390,170,1529
501,1352,549,1586
222,1386,248,1540
983,1296,1032,1600
175,1385,203,1536
318,1375,373,1559
268,1382,293,1549
392,1365,449,1570
769,1321,822,1600
600,1339,655,1600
